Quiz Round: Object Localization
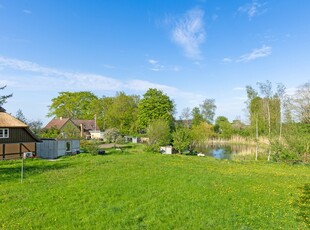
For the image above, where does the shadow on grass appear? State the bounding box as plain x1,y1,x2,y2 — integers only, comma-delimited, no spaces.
295,183,310,228
0,159,73,184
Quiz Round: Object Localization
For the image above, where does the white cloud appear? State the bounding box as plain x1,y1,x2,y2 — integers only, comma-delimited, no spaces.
148,59,158,65
233,87,246,91
237,45,272,62
238,0,267,20
171,8,206,60
23,9,32,14
222,57,233,63
103,64,115,69
148,59,163,71
0,56,123,91
147,59,180,72
0,56,200,106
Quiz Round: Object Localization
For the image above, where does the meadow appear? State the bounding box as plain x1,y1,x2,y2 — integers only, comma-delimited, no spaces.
0,144,309,229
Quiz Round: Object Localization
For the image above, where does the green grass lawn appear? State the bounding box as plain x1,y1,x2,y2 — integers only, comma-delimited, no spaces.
0,144,309,229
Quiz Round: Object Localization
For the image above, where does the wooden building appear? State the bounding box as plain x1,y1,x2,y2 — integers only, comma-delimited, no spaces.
0,107,41,160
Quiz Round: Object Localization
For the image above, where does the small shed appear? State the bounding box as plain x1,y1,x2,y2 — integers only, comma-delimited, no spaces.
36,138,80,159
160,146,173,154
132,137,140,143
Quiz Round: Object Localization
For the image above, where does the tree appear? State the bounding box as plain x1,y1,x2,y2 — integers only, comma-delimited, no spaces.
191,122,214,150
180,107,191,128
291,82,310,124
246,81,286,161
191,107,204,126
48,91,99,119
138,88,174,130
104,128,120,143
0,85,12,106
200,99,216,124
15,109,43,135
214,116,233,139
172,127,192,153
146,119,171,151
104,92,139,134
28,120,43,135
15,109,28,124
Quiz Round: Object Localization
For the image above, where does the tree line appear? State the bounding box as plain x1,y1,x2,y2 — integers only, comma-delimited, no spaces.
1,81,309,162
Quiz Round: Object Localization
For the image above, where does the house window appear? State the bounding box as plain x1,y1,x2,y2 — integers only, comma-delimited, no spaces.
0,128,9,138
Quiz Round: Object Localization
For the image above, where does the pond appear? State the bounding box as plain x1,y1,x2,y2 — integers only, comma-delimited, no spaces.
196,144,267,160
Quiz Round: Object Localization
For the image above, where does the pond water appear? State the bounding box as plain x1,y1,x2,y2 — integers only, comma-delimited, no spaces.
197,144,267,160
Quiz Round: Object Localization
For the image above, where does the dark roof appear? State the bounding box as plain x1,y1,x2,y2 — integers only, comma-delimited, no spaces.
44,118,71,129
72,120,99,131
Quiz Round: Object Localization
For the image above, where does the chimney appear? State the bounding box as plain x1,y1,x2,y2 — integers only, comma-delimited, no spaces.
80,124,83,138
60,117,63,120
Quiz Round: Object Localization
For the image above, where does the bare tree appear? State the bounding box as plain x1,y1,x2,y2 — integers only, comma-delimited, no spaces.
292,82,310,124
180,107,191,128
0,85,12,106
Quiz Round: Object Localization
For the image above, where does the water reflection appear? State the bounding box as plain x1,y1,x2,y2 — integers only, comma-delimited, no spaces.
197,144,267,160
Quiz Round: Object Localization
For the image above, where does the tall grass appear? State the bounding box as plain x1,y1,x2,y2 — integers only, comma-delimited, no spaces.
208,135,269,146
0,144,309,229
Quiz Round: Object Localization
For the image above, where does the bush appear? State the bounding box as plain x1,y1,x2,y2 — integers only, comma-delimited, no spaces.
146,119,171,152
80,140,100,155
104,128,120,143
271,140,299,162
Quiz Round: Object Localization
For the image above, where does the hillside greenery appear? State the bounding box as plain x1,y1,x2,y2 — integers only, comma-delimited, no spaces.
0,144,309,229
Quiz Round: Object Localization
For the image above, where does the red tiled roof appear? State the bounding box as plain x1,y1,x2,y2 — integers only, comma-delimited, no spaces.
44,118,71,129
45,118,99,131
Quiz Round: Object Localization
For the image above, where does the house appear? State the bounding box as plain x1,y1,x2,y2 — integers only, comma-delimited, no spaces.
44,117,100,139
89,130,104,140
36,138,80,159
0,107,41,160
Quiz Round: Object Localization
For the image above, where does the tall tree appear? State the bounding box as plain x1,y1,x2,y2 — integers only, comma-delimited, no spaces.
180,107,191,128
214,116,233,138
246,81,285,160
292,82,310,124
200,98,216,124
48,91,99,119
104,92,139,134
138,88,174,130
191,107,204,126
0,85,12,106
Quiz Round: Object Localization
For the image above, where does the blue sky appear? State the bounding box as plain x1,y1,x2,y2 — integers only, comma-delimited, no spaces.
0,0,309,125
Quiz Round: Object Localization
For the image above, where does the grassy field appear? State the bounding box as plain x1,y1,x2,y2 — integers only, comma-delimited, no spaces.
0,144,309,229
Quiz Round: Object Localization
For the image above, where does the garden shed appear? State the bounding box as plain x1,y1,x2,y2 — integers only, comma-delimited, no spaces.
36,138,80,159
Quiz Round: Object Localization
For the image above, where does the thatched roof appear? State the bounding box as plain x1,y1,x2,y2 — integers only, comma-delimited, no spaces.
0,106,6,112
0,112,28,128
